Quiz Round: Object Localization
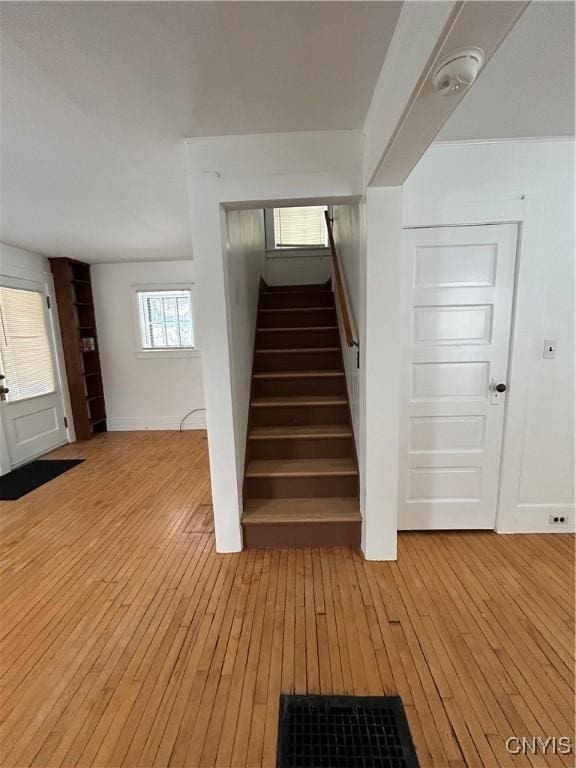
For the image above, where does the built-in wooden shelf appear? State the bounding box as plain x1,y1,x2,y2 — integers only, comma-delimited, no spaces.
49,257,107,440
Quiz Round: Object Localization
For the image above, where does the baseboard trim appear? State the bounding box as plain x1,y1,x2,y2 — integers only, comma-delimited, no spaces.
513,503,575,533
106,415,207,431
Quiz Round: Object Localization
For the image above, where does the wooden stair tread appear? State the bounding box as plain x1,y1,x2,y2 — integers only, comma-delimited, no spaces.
249,425,352,440
262,290,331,296
251,396,346,407
255,347,339,355
243,497,361,524
259,307,335,313
246,458,357,478
265,283,330,292
246,281,357,534
253,370,344,380
257,326,338,332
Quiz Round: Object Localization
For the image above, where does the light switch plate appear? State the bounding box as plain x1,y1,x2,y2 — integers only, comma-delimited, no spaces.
543,339,557,359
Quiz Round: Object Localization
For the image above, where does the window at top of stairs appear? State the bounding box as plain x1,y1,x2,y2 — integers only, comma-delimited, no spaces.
272,206,328,249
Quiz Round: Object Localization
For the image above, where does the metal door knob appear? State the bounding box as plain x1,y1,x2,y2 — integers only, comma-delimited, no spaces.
495,383,507,393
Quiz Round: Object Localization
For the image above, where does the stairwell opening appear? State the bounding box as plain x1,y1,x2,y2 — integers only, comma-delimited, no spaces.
232,204,361,548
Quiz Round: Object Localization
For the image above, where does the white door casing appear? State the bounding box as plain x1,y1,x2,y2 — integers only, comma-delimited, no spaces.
399,224,518,529
0,276,68,467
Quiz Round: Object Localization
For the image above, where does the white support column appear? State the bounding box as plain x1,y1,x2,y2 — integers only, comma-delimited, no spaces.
360,187,403,560
187,174,243,552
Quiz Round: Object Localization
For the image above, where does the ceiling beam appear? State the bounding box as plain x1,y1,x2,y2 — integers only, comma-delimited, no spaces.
364,0,530,187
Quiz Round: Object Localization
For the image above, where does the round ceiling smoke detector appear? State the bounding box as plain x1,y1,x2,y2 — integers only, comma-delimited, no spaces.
433,47,485,95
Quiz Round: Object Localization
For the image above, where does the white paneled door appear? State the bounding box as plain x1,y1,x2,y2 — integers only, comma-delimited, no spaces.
399,224,517,529
0,277,68,468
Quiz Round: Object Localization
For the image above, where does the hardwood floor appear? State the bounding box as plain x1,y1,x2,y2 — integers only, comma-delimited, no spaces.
0,431,574,767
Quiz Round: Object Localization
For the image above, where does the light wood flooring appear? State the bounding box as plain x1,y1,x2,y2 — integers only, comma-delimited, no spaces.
0,431,574,767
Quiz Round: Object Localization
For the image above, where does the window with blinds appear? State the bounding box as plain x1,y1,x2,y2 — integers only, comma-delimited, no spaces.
0,287,56,402
137,289,194,349
273,206,328,248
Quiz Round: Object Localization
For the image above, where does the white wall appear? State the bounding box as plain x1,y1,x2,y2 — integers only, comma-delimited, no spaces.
404,138,575,532
224,209,266,498
92,260,205,431
0,243,74,473
265,248,331,286
332,204,363,443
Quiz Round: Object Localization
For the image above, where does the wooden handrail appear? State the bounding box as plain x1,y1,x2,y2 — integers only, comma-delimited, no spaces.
324,210,358,348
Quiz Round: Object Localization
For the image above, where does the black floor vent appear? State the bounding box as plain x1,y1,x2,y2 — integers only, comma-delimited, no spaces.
277,694,419,768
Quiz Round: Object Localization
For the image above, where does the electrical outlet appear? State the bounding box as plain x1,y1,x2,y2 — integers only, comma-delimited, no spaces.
549,514,568,525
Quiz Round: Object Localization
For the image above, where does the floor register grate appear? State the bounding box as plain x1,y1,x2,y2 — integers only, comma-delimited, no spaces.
277,694,420,768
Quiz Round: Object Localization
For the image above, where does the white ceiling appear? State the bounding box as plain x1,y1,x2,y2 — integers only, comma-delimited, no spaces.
439,1,575,141
1,2,573,263
0,1,401,263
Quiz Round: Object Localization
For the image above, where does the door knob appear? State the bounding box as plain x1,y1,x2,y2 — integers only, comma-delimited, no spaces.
490,381,507,393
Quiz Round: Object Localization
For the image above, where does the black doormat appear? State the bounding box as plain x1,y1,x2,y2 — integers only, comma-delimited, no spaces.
0,459,84,500
277,694,419,768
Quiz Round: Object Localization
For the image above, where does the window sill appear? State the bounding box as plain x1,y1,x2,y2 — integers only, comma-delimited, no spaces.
136,349,201,359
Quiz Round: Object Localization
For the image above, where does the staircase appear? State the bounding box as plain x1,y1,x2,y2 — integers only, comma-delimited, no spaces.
242,282,361,548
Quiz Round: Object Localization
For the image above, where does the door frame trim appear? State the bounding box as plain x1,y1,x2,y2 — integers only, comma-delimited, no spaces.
403,197,526,230
402,195,530,534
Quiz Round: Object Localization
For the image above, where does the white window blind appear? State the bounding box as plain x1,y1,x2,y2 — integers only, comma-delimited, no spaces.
137,290,194,349
0,287,56,402
273,206,328,248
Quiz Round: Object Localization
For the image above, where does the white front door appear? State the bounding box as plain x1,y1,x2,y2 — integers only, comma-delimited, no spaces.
0,277,68,468
399,224,517,530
